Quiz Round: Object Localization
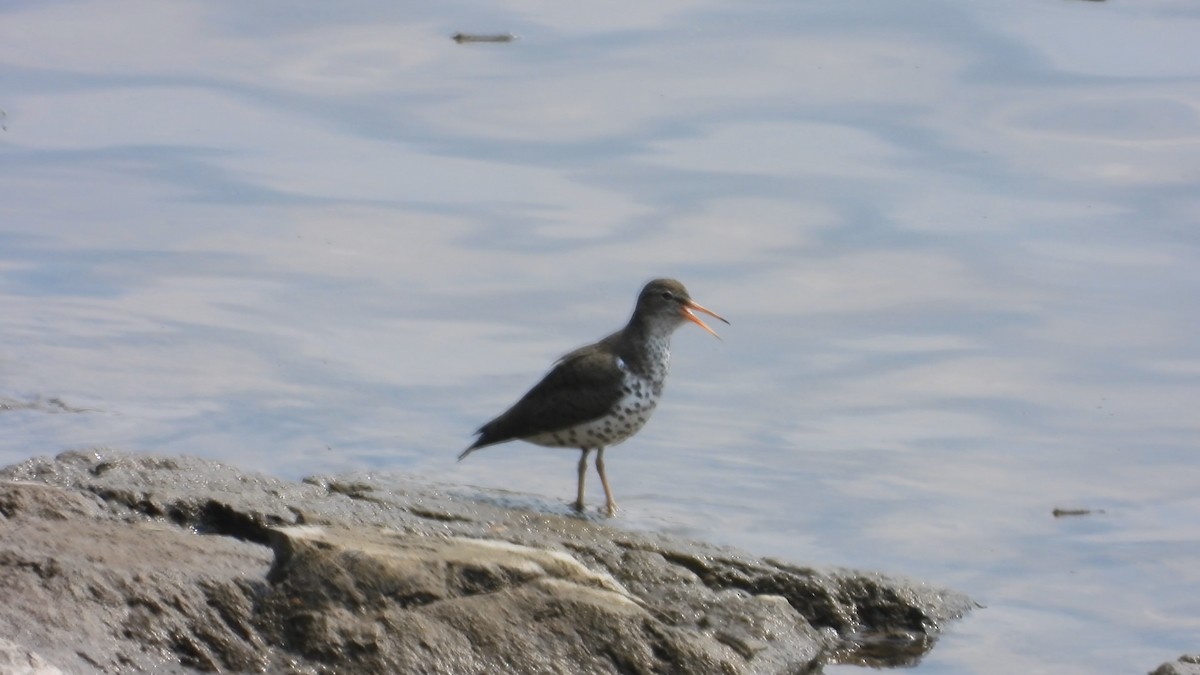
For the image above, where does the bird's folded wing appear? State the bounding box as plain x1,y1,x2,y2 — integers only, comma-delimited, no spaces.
481,349,626,442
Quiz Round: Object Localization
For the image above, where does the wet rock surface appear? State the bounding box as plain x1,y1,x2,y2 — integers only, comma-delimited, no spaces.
0,450,972,674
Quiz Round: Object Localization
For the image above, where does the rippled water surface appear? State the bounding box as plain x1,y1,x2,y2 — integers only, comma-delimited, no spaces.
3,0,1199,672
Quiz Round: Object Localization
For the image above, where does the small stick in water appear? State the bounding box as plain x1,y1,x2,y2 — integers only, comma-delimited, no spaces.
452,33,516,44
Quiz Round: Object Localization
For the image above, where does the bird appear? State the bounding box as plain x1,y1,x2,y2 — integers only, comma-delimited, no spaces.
459,278,728,517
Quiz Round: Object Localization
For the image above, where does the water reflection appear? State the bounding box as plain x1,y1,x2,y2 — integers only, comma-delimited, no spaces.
3,0,1200,673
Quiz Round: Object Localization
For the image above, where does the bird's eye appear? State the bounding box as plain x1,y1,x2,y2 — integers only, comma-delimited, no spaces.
660,291,673,300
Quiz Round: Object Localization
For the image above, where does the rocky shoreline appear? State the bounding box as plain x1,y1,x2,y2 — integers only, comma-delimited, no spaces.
1,450,973,674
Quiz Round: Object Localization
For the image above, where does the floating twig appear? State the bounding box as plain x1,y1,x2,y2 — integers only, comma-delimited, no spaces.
452,32,516,44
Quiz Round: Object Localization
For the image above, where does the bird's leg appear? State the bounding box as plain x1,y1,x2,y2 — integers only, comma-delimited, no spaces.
595,447,617,517
574,448,591,512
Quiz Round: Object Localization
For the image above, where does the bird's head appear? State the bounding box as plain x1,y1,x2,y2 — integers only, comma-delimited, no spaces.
635,278,729,339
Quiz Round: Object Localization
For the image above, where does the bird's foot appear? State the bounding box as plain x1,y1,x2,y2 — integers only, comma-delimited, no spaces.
572,499,586,513
603,501,618,518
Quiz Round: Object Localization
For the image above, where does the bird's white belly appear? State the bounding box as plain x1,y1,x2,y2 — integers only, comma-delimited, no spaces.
525,386,659,450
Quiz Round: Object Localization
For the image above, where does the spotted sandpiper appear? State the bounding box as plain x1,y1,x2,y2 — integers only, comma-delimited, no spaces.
459,278,728,516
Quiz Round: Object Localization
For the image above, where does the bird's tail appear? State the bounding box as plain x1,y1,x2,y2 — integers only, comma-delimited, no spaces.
457,434,489,461
459,419,508,461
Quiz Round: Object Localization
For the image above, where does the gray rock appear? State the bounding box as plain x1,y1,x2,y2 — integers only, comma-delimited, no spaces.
0,449,973,673
0,638,64,675
1152,655,1200,675
0,480,271,673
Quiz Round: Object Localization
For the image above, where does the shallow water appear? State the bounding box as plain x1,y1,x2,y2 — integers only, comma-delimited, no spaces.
3,0,1199,672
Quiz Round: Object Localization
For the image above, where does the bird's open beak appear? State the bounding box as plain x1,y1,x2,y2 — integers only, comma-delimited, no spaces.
682,300,730,339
